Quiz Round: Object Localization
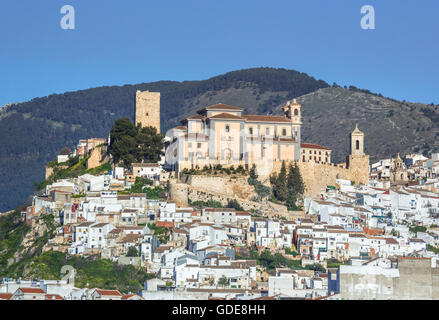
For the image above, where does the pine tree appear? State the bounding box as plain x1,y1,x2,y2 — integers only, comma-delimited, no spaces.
286,162,297,208
292,162,304,196
275,161,288,202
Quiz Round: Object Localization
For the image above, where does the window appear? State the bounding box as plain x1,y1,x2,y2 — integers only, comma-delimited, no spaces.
294,109,299,116
282,128,287,136
249,127,253,135
197,143,201,148
265,128,270,135
225,125,230,133
356,140,360,150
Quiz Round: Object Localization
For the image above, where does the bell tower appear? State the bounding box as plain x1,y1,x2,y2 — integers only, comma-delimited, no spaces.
346,123,369,185
283,98,302,161
350,123,364,156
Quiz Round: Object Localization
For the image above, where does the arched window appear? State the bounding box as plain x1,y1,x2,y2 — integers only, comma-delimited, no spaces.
356,140,360,150
225,125,230,133
294,109,299,116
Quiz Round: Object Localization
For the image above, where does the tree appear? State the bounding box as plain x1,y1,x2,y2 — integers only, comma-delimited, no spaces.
218,276,229,288
274,161,288,202
127,246,140,257
249,164,258,180
109,118,165,168
227,199,244,211
136,125,165,163
290,162,304,197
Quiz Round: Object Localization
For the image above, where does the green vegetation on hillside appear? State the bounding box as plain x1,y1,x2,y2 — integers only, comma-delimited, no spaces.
0,68,329,211
240,249,325,273
270,161,304,210
109,118,164,168
26,250,156,294
34,154,112,192
1,67,438,212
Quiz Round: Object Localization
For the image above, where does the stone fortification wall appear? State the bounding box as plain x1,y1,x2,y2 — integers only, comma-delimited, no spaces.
270,158,369,197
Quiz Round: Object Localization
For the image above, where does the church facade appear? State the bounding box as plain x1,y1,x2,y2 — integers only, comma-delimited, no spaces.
164,99,304,174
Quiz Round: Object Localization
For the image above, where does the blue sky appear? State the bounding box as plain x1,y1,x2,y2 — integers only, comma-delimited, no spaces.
0,0,438,106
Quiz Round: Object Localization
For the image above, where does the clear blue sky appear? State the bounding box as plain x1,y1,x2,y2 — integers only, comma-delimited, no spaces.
0,0,438,106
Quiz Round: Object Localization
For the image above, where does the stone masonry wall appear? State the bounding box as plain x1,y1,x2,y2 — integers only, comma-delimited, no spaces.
270,158,369,197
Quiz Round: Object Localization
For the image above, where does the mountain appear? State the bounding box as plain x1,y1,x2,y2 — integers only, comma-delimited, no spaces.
282,87,439,164
0,67,438,211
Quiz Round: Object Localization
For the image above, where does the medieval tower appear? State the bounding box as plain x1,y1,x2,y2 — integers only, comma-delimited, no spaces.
135,90,161,132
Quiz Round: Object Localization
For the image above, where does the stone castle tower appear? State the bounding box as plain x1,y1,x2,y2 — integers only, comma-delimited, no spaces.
346,123,370,184
135,90,161,132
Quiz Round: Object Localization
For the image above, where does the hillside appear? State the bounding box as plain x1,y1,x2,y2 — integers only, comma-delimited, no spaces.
0,67,438,211
287,87,439,164
0,68,328,211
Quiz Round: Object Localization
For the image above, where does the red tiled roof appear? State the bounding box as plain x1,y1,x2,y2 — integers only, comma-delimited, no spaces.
243,115,291,123
18,288,46,294
121,294,143,300
95,289,122,296
45,294,64,300
0,293,12,300
300,143,331,150
204,104,244,111
156,221,174,228
208,113,243,120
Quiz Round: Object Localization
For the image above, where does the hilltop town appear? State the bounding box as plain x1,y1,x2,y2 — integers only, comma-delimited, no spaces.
2,90,439,301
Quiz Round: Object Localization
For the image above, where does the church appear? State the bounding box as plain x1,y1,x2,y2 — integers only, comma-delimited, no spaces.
163,99,306,174
134,90,369,185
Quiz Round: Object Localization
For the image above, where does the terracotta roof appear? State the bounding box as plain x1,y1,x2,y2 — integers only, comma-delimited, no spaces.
45,294,64,300
243,115,291,123
121,234,143,243
385,238,399,244
204,208,236,212
121,294,143,300
156,221,174,228
301,143,331,150
174,126,187,130
95,289,122,296
91,223,108,228
18,288,46,294
132,163,160,168
204,103,244,111
208,112,243,120
0,293,12,300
